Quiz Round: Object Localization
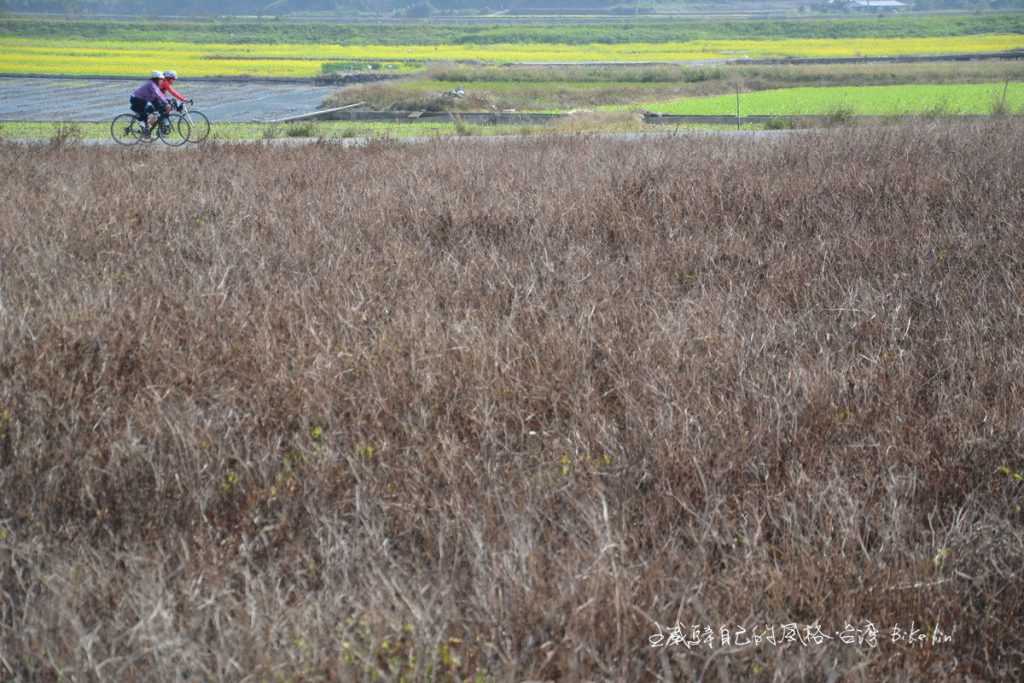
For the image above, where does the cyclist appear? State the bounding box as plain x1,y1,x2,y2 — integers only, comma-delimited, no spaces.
160,70,192,107
129,71,171,135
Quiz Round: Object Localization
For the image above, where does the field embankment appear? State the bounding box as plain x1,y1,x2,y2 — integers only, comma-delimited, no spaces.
1,123,1023,681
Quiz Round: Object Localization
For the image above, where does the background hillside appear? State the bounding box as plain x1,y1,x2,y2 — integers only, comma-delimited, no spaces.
8,0,649,15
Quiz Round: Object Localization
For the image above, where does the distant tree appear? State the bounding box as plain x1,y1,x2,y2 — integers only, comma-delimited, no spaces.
402,0,436,16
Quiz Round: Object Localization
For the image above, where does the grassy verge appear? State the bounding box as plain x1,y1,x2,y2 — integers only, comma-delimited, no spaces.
1,120,1022,681
0,115,670,142
323,77,697,113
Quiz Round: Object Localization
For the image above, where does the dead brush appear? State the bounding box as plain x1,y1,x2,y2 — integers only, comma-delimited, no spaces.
48,121,83,146
1,121,1023,681
321,80,408,110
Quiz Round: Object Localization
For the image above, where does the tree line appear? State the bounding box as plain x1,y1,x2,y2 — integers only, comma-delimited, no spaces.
0,0,649,15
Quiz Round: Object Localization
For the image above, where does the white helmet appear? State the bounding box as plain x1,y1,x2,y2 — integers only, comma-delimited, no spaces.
150,70,164,79
164,70,177,79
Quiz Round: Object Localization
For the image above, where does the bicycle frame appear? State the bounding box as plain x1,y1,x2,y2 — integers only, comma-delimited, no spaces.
173,100,211,143
138,104,173,134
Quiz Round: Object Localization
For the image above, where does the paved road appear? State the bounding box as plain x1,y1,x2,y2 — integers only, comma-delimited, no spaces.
0,77,336,122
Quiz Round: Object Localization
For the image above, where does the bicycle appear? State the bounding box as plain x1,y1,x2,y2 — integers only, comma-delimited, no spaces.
174,99,211,144
110,108,190,147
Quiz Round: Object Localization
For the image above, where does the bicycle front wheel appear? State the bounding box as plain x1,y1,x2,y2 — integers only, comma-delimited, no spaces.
110,113,143,146
185,110,211,144
158,113,191,147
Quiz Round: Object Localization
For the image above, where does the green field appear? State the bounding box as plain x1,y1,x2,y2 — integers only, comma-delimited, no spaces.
628,82,1024,116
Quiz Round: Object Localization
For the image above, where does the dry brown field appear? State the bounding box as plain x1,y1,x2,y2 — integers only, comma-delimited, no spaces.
1,123,1023,681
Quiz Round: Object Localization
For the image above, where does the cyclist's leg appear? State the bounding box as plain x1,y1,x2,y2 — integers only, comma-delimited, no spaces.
138,102,159,135
129,96,147,121
127,98,152,137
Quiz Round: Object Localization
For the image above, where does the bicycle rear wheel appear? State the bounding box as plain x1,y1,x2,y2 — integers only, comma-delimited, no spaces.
158,113,191,147
185,110,211,144
110,113,143,146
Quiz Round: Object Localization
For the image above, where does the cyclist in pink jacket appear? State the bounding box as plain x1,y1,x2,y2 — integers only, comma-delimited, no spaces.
159,70,191,105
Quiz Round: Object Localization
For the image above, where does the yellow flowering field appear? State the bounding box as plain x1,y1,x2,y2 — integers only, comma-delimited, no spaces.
1,34,1022,77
